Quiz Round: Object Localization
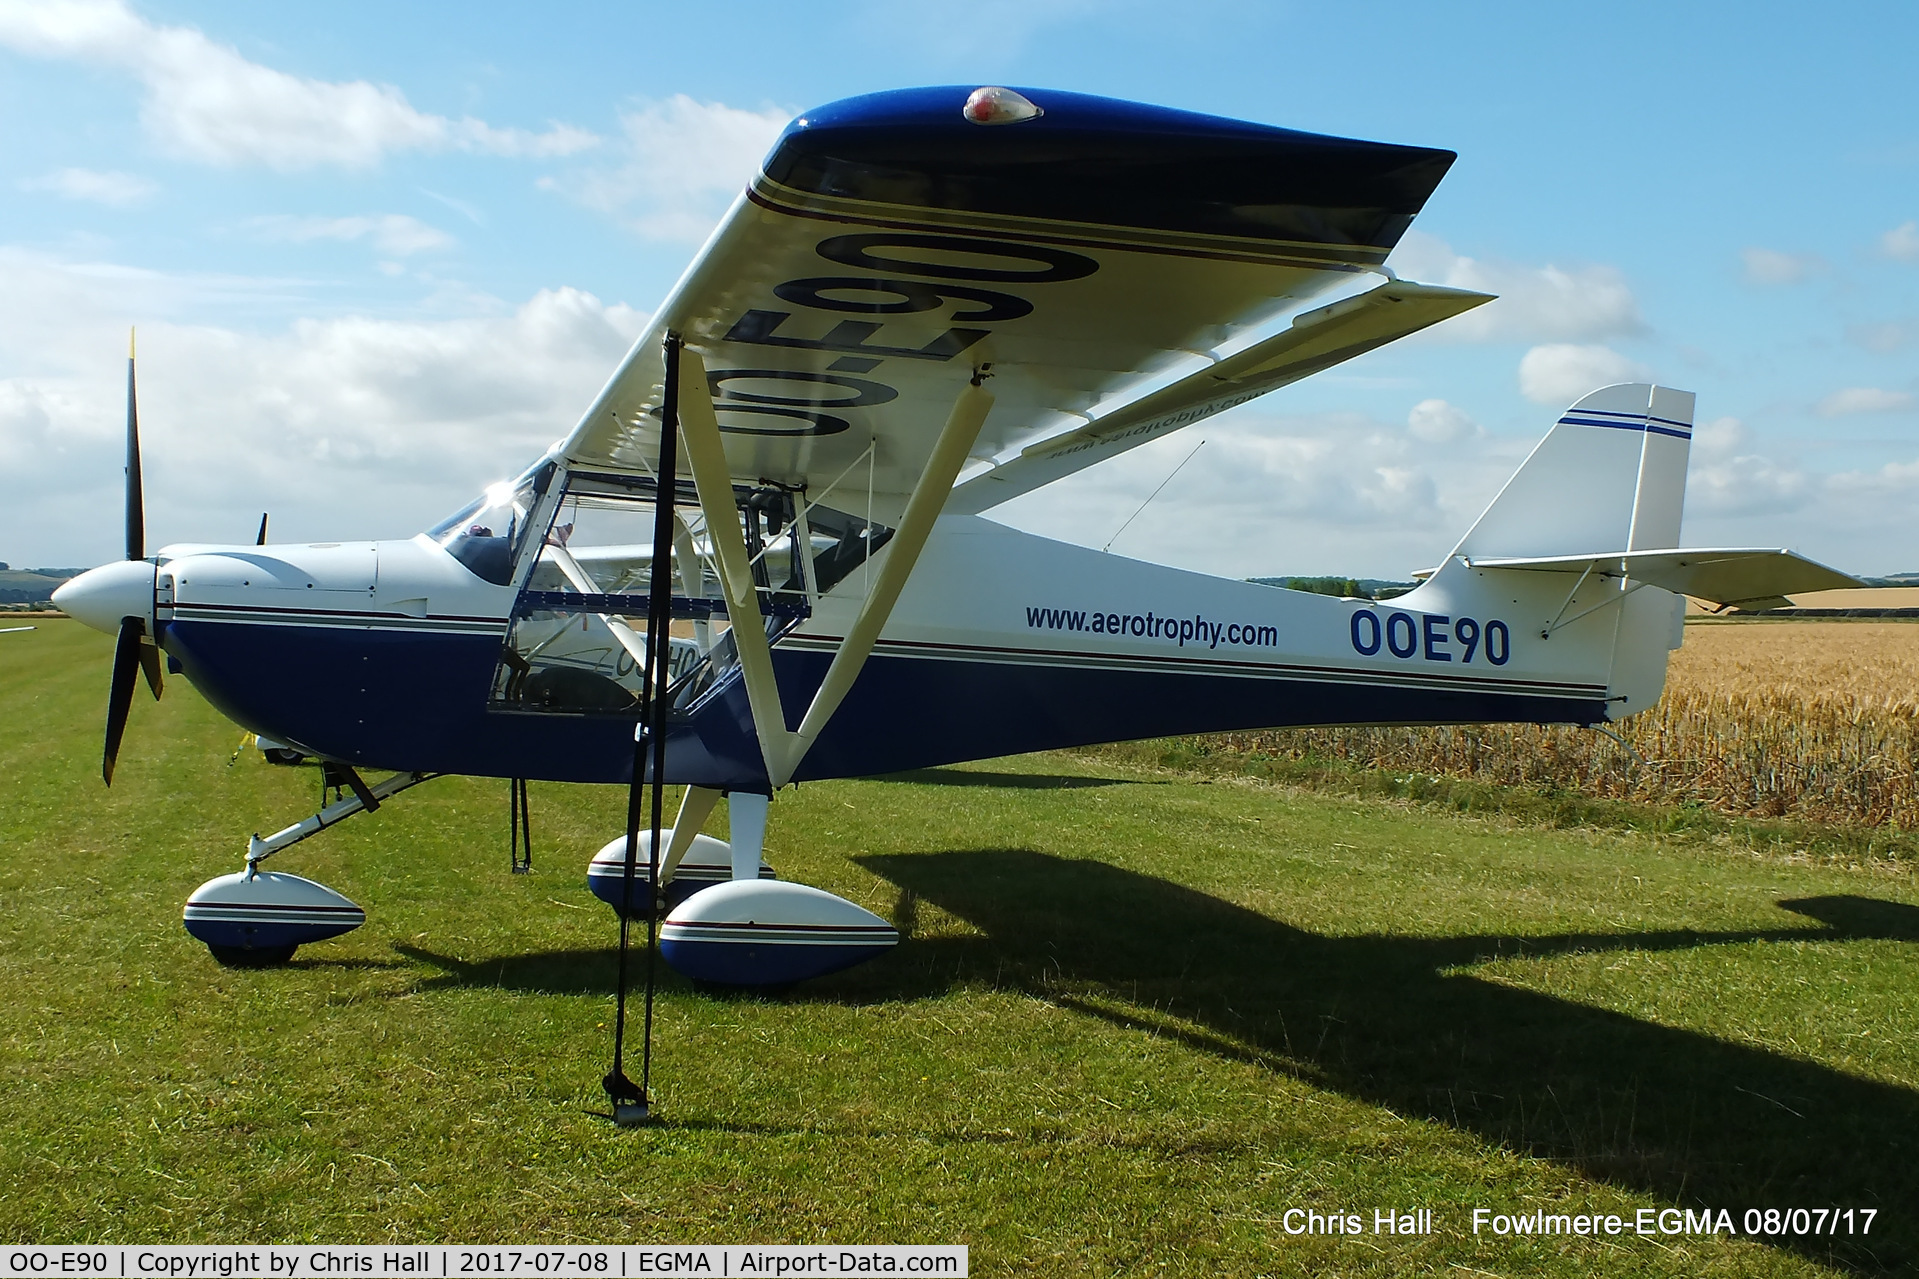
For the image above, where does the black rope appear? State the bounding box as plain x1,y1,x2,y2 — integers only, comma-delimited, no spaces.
510,778,532,874
605,331,682,1126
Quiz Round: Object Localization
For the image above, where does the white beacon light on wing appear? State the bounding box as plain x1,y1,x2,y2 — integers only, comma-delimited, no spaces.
962,86,1042,125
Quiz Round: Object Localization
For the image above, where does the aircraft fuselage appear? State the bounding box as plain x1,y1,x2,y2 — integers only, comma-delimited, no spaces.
108,512,1627,790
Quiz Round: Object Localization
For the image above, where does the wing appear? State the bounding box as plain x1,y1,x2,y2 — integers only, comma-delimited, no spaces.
558,86,1457,522
1464,548,1863,610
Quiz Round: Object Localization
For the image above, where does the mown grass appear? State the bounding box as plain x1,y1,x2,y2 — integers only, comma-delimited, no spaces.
2,619,1917,1276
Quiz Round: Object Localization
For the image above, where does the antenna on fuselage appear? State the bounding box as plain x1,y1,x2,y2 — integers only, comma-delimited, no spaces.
1101,437,1205,554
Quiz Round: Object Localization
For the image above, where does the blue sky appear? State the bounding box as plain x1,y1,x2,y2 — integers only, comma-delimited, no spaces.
3,0,1916,579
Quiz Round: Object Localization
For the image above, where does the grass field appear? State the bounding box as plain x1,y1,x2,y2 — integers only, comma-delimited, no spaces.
3,619,1918,1276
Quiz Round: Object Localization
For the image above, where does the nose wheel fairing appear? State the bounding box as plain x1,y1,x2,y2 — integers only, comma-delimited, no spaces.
183,870,366,960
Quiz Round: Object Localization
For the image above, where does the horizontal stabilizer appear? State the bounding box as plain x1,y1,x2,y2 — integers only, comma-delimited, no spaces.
1462,547,1862,609
947,279,1493,514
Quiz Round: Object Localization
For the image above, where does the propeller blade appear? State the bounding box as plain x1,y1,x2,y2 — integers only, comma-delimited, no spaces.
137,636,164,701
126,329,144,562
103,617,143,786
255,512,268,546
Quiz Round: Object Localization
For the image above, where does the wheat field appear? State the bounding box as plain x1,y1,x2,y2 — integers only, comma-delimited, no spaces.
1199,620,1919,828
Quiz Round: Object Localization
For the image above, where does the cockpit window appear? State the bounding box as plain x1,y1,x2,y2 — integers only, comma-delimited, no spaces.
427,462,555,586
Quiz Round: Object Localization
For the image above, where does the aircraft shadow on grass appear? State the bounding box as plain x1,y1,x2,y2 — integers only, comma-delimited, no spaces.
401,855,1918,1274
865,853,1919,1277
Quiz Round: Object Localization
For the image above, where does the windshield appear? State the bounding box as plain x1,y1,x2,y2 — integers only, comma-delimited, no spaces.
427,462,555,586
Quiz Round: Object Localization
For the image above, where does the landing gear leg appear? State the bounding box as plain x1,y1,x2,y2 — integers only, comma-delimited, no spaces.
727,791,768,882
658,785,722,886
244,768,431,873
182,768,434,965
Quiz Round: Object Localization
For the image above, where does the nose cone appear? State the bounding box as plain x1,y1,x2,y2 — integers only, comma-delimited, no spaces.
53,560,157,635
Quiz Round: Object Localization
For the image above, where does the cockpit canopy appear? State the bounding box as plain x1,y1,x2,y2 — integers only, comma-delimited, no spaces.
426,463,555,586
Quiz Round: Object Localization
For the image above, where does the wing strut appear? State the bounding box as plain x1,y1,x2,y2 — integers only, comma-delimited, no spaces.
677,347,800,786
676,349,994,786
787,377,994,773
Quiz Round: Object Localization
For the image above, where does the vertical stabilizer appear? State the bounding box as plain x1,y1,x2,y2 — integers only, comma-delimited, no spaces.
1452,384,1694,561
1428,383,1698,721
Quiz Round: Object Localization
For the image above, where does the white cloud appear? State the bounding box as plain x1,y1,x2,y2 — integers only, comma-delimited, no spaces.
1517,344,1652,405
1815,386,1916,417
1690,415,1748,463
539,95,790,243
419,188,485,227
1685,456,1919,573
1682,420,1812,517
1194,429,1442,527
0,0,597,170
1882,221,1919,263
0,247,646,565
1829,458,1919,498
19,166,156,206
986,404,1534,579
1741,246,1823,285
1847,320,1912,353
1406,398,1479,443
1386,230,1643,343
1686,452,1813,518
248,214,454,256
990,395,1881,580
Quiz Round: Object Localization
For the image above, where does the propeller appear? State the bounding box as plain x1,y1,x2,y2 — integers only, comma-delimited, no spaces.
102,329,161,786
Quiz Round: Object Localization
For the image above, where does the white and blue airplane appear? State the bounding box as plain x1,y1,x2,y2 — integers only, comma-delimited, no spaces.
55,85,1855,986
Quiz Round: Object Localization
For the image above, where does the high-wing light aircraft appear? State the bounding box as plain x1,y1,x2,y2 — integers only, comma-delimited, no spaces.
56,86,1855,994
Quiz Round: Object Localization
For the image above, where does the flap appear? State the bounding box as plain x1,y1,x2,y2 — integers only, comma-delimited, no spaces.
947,279,1493,514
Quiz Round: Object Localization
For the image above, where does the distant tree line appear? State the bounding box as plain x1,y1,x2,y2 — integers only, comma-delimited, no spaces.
0,567,82,605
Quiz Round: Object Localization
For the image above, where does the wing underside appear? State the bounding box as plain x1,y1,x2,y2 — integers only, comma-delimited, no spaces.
558,86,1462,522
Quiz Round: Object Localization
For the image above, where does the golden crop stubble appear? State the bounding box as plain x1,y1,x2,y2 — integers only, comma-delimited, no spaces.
1203,621,1919,828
